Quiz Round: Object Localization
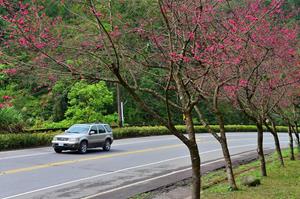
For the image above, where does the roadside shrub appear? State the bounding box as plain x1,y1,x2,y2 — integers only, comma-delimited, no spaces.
112,125,289,139
0,132,60,151
0,107,25,133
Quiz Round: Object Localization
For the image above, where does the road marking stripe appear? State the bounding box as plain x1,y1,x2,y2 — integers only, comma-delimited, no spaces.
82,158,227,199
0,152,52,161
1,141,289,199
0,137,281,175
0,143,184,175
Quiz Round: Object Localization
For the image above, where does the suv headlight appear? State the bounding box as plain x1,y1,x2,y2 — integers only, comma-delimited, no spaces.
69,138,79,142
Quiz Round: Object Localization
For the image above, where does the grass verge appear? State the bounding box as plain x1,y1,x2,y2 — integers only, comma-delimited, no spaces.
131,150,300,199
202,150,300,199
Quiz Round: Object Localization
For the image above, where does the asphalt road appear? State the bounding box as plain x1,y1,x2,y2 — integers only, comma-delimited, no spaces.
0,133,290,199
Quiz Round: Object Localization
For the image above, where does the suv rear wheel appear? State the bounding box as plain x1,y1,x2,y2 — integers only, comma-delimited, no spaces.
103,139,111,151
78,141,88,154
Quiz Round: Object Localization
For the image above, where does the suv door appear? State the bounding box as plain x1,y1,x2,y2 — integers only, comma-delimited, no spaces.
88,125,99,148
97,124,107,146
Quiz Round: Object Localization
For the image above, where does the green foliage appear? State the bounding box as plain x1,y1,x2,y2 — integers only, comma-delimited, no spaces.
64,80,117,123
0,107,24,133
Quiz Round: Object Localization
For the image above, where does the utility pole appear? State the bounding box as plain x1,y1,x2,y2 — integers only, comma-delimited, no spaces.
117,84,123,127
109,0,123,127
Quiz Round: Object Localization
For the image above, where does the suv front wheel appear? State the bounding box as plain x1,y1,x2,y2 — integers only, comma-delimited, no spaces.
78,141,88,154
103,139,111,151
54,148,62,153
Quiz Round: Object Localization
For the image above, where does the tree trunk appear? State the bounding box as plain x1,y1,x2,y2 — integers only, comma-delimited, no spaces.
272,132,285,166
189,144,201,199
293,122,300,152
256,121,267,176
220,138,238,190
264,120,284,167
288,124,295,160
212,87,237,190
184,112,201,199
216,114,238,190
195,106,237,191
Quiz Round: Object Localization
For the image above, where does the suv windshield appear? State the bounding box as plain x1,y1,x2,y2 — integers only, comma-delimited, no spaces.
66,125,89,134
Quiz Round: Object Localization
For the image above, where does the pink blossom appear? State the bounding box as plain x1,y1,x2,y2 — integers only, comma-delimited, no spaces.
228,19,237,27
21,10,29,15
0,103,4,109
96,44,103,49
206,45,215,52
188,32,195,40
2,95,11,100
194,55,201,61
40,33,48,39
232,58,241,65
95,12,102,17
110,26,121,38
169,52,183,62
133,27,145,35
19,3,29,10
183,56,190,63
287,48,296,56
195,42,201,49
246,15,258,21
250,2,259,12
18,37,29,46
3,68,17,75
239,79,248,87
224,85,238,97
17,17,25,25
80,41,90,47
35,42,46,49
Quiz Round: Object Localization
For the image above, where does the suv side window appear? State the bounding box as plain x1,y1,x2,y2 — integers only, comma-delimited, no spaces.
98,125,106,134
104,124,112,132
90,125,98,134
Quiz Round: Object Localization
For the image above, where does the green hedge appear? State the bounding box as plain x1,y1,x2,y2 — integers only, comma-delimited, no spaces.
112,125,289,139
0,125,289,151
0,132,58,151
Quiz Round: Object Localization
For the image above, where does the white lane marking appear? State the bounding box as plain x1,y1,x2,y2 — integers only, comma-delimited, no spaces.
0,147,52,154
1,141,289,199
82,158,232,199
0,152,53,161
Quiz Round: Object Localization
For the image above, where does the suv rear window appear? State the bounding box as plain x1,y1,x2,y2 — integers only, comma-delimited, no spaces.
98,125,106,133
104,125,112,132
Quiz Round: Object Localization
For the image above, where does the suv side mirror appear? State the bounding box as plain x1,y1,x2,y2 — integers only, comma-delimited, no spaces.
89,130,96,135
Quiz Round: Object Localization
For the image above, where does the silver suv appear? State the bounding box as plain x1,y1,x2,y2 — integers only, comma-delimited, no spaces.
52,123,113,153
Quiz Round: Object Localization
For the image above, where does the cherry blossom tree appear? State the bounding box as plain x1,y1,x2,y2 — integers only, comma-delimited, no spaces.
1,0,299,198
221,1,299,175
